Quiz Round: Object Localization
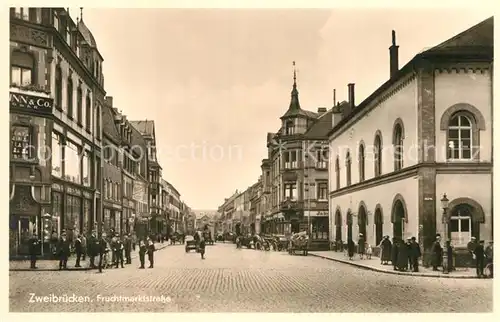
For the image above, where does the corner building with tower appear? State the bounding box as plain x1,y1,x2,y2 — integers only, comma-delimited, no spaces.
327,17,493,266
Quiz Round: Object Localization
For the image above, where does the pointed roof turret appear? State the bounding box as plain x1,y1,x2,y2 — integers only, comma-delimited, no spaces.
77,7,97,48
280,61,317,119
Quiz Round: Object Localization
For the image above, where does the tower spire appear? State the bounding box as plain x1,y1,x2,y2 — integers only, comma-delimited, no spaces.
288,61,300,110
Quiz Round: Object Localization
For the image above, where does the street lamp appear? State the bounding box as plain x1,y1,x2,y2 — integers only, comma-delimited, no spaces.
440,193,450,273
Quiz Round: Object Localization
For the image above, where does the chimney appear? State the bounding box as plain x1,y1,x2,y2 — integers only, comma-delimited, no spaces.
389,30,399,78
348,83,355,110
317,107,327,113
105,96,113,107
332,101,344,128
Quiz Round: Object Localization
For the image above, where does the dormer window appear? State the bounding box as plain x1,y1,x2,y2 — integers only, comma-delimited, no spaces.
285,120,295,135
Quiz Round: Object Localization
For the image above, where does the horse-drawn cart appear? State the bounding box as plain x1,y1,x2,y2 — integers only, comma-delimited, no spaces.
288,231,309,256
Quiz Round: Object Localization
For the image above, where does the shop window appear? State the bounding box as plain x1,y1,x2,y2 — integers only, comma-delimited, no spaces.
11,125,34,160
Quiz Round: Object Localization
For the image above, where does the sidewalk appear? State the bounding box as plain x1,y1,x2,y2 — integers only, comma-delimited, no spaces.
9,242,172,272
309,251,479,279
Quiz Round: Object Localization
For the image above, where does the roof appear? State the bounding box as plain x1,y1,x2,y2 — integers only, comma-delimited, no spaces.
327,17,493,138
102,103,121,143
130,124,147,153
130,120,155,136
303,109,333,139
427,16,493,53
77,19,97,48
280,75,319,120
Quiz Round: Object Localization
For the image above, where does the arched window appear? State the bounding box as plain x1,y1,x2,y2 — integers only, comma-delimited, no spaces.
335,156,340,190
67,76,74,119
55,65,62,110
345,151,352,186
374,133,382,177
11,51,34,86
358,143,365,182
448,113,473,160
77,87,83,124
85,94,92,132
374,207,383,246
393,122,404,171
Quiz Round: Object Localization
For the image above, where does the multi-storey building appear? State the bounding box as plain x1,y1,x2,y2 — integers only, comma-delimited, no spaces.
327,18,493,266
160,178,170,236
217,190,239,234
248,180,261,235
130,120,162,235
9,8,104,256
102,96,122,234
261,66,331,250
130,125,149,239
163,180,181,233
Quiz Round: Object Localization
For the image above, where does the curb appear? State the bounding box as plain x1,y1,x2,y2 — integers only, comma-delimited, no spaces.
309,253,479,279
9,244,170,272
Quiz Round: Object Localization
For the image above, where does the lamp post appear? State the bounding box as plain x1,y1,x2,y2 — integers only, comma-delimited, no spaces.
440,193,450,273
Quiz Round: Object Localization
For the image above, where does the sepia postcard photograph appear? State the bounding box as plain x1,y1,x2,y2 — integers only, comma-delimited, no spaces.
6,2,495,315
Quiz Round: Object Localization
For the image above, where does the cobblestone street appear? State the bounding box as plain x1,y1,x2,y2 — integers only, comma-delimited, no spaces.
9,244,493,313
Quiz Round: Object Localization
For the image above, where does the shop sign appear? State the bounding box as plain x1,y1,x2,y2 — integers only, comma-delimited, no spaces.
10,91,53,114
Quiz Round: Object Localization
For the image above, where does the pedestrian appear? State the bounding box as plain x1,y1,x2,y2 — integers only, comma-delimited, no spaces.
74,234,83,268
113,233,124,268
50,230,58,257
405,238,413,270
57,231,70,270
110,234,118,266
138,240,147,269
357,234,365,259
473,240,485,277
132,234,137,251
81,233,87,261
380,236,392,265
366,244,372,260
391,237,399,270
347,239,355,260
467,237,477,266
409,237,421,272
199,229,207,260
444,240,454,273
98,232,108,273
147,237,155,268
88,231,98,269
430,235,443,271
485,241,493,264
396,238,409,271
124,234,132,264
28,233,40,269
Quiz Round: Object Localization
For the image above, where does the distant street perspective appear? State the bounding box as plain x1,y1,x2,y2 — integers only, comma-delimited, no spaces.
9,243,492,312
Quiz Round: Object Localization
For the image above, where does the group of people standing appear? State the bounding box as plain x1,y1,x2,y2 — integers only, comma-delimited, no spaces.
28,229,157,272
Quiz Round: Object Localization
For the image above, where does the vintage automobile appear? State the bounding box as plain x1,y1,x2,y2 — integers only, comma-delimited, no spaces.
185,235,198,252
273,235,288,251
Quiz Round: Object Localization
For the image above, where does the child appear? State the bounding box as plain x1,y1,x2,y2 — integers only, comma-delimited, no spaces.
366,243,373,260
147,238,155,268
138,240,147,269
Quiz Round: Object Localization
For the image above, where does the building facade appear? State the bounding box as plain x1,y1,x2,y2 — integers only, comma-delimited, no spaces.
130,120,163,235
130,124,149,239
9,8,104,256
327,18,493,266
102,96,122,234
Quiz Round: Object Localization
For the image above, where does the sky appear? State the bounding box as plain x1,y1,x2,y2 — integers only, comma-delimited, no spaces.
73,8,491,210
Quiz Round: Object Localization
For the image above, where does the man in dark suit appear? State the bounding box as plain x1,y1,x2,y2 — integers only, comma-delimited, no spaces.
74,234,83,268
409,237,422,272
98,232,108,273
124,234,132,264
113,233,124,268
87,231,98,269
474,240,486,278
58,231,71,270
28,233,40,269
